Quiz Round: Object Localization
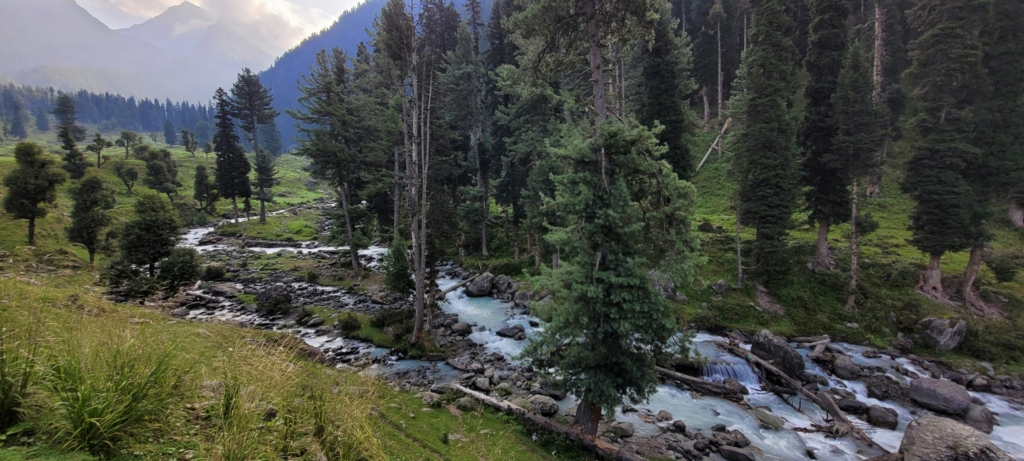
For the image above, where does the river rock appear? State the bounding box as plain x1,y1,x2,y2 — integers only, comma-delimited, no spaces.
963,403,996,434
473,377,490,391
255,284,292,313
607,421,635,438
867,405,899,430
465,273,495,297
713,429,751,448
208,283,240,297
711,279,729,295
671,420,687,433
751,330,805,377
719,446,757,461
496,324,525,339
493,275,513,296
656,410,673,422
527,395,559,416
899,415,1012,461
451,322,472,335
916,318,967,351
833,355,862,380
910,378,971,414
838,398,868,414
723,378,749,395
170,307,189,317
455,396,477,412
513,290,532,308
753,407,785,430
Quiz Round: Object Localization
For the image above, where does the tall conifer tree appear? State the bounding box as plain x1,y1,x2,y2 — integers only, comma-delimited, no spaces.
213,88,251,221
229,68,279,155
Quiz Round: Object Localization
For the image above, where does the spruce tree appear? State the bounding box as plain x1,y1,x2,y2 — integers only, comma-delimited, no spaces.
117,192,181,278
51,93,77,127
901,0,988,300
732,0,800,282
799,0,850,270
252,150,277,223
832,42,883,308
229,68,279,155
193,165,219,214
212,87,251,221
67,171,116,264
8,100,27,139
163,119,177,145
257,121,284,157
631,0,698,179
34,107,49,132
139,147,181,199
57,125,88,180
2,142,68,245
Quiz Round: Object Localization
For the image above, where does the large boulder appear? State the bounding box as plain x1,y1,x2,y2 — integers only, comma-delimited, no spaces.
899,415,1012,461
712,429,751,448
833,355,862,380
649,270,677,299
963,403,997,434
607,421,635,438
493,275,513,296
513,290,533,308
465,273,495,297
751,330,805,377
866,405,899,430
719,446,758,461
910,378,971,414
451,322,472,335
496,324,526,339
255,284,292,315
916,318,967,351
526,395,559,416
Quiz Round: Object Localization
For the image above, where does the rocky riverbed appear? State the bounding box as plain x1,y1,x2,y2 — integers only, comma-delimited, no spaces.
167,203,1024,461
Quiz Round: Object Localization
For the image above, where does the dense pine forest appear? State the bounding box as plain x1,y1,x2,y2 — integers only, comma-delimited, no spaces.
1,0,1023,460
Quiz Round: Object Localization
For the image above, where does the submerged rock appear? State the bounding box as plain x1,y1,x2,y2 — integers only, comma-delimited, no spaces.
833,355,862,380
963,403,997,434
451,322,472,335
916,318,967,351
899,415,1012,461
866,405,899,430
753,407,785,430
910,378,971,414
751,330,805,377
496,324,525,339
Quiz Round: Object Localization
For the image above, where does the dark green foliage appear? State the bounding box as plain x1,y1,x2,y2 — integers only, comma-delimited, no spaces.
137,146,181,199
112,160,138,195
383,238,414,294
985,254,1020,283
156,247,201,292
901,0,989,257
8,100,27,139
34,106,49,132
212,88,251,215
192,165,219,214
799,0,849,227
194,120,213,146
229,68,279,155
114,131,141,159
51,93,77,127
67,171,116,264
337,314,361,334
305,270,320,284
252,150,277,222
630,0,698,179
831,42,883,180
162,119,176,145
116,193,181,279
0,323,39,433
57,125,88,180
85,132,113,168
180,129,198,157
369,308,414,346
732,0,800,281
2,142,68,245
258,120,284,157
522,120,698,423
202,263,225,281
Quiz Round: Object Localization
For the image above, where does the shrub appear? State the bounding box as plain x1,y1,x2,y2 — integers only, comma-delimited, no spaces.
305,270,320,284
48,339,181,455
193,211,209,226
337,314,361,334
0,324,40,432
202,264,226,281
369,308,414,348
101,257,157,299
382,238,414,294
157,247,202,292
985,253,1020,283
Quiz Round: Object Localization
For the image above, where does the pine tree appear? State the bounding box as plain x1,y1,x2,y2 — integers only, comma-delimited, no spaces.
85,132,113,168
8,100,27,139
252,150,277,223
2,142,68,245
213,87,251,221
193,165,219,214
901,0,988,300
631,0,698,179
34,106,49,132
51,93,77,127
832,42,883,308
57,125,88,180
115,131,141,159
117,192,181,278
163,119,177,145
732,0,800,282
799,0,850,270
67,171,116,264
257,121,284,157
180,129,198,157
229,68,279,155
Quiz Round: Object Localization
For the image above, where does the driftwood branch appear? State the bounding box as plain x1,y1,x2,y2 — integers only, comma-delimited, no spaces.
712,340,889,453
439,273,484,297
696,118,732,172
450,383,645,461
656,367,747,403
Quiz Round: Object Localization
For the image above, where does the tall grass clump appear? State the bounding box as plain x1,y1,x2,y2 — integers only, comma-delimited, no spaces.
0,321,41,432
48,335,182,455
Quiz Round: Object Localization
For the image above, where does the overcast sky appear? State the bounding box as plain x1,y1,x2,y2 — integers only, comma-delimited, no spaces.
76,0,366,50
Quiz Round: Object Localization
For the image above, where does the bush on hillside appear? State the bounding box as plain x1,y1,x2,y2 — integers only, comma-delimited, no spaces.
382,239,414,294
337,314,361,334
985,253,1020,283
201,263,226,281
156,248,202,292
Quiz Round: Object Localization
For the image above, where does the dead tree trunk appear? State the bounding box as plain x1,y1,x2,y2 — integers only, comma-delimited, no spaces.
656,367,746,401
962,245,986,315
393,147,400,235
811,219,834,271
717,20,723,122
701,86,711,129
845,178,860,309
582,0,608,187
867,4,886,199
472,125,488,256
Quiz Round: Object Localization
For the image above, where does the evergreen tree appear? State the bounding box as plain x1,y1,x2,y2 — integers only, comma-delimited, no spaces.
799,0,850,270
115,131,141,159
522,121,698,438
901,0,988,300
630,0,698,179
8,100,27,139
112,160,138,195
117,192,181,277
34,106,49,132
57,125,88,180
252,150,277,223
212,87,251,221
193,165,219,214
382,237,414,294
257,120,284,157
163,119,177,145
180,129,198,158
67,170,117,264
51,93,77,127
732,0,800,282
229,68,279,155
203,141,213,158
85,132,113,168
138,147,181,199
2,142,68,245
832,42,883,308
194,120,213,146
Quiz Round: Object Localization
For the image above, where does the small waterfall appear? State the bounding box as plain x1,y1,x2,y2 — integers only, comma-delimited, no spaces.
701,361,760,386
